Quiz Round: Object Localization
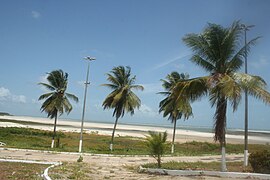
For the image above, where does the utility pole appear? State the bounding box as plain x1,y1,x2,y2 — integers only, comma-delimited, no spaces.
79,56,96,153
241,24,254,167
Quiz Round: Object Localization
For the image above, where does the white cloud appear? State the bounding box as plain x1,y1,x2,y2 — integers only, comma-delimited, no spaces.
77,81,85,87
12,95,26,103
137,104,158,117
0,87,27,103
0,87,11,99
250,57,269,69
31,11,41,19
152,53,190,70
139,83,163,94
174,63,185,69
39,74,48,83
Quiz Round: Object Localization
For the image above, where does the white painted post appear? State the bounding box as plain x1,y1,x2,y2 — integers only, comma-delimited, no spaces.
51,139,54,148
109,143,113,151
244,150,248,166
221,147,227,172
171,144,174,154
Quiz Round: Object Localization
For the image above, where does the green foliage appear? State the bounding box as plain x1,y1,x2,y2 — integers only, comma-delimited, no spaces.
249,150,270,174
38,69,78,119
0,112,11,116
0,162,48,180
146,131,168,168
0,127,65,138
0,126,269,156
102,66,144,119
159,72,192,122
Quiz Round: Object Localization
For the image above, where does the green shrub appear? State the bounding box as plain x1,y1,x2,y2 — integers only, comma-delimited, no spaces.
77,155,83,162
249,150,270,174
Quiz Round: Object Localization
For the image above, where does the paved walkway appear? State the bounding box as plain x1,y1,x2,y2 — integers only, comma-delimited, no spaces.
0,148,246,180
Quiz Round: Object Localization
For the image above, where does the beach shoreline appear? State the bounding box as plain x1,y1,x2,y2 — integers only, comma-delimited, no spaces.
0,115,269,144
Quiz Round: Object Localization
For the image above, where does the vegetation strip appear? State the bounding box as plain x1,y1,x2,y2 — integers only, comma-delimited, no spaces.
1,127,269,156
0,159,62,180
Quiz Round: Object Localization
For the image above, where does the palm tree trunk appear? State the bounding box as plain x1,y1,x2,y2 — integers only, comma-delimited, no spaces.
110,117,119,151
51,111,58,148
221,130,227,172
214,97,227,172
171,119,177,154
157,154,161,168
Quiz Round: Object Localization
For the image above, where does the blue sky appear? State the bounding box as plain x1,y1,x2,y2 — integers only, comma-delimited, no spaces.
0,0,270,130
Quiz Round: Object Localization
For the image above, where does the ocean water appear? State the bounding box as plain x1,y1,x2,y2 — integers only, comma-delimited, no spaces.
63,117,270,136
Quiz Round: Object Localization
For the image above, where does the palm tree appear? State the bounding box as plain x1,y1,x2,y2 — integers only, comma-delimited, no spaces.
172,21,270,171
159,72,193,154
38,69,79,148
102,66,144,151
146,131,168,168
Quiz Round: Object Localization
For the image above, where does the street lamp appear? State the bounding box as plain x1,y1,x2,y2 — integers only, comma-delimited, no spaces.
79,56,96,153
240,24,254,167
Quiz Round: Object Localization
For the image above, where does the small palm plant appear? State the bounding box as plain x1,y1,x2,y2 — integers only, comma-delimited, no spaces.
102,66,144,151
38,69,79,148
159,72,193,154
146,131,168,168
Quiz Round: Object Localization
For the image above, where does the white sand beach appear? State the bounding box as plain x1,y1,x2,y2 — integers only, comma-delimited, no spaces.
0,115,269,144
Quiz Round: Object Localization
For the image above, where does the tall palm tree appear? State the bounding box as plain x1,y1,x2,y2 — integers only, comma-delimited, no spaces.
159,72,193,154
102,66,144,151
38,70,79,148
172,21,270,171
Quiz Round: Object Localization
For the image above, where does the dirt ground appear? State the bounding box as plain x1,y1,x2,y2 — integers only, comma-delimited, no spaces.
0,148,247,180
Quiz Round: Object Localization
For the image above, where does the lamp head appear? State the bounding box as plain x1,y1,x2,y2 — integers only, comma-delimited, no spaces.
84,56,96,61
240,24,255,31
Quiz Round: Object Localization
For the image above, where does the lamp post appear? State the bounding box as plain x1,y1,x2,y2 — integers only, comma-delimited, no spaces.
79,56,96,153
241,24,254,167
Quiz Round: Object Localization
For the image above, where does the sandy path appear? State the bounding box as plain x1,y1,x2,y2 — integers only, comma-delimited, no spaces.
0,148,246,180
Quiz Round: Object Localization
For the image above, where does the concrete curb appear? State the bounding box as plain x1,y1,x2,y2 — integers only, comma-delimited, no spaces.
0,147,153,157
139,166,270,180
0,158,62,180
42,162,62,180
0,147,243,158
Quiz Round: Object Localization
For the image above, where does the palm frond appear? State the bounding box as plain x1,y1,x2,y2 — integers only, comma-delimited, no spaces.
38,69,78,119
102,66,142,119
65,93,79,103
38,92,54,101
191,55,215,72
38,83,56,91
234,73,270,104
173,76,209,102
159,72,193,124
130,85,144,91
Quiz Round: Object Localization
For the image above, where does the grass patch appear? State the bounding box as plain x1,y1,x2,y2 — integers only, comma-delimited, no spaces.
0,127,269,155
50,162,93,180
174,140,269,156
0,161,48,180
142,161,253,172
